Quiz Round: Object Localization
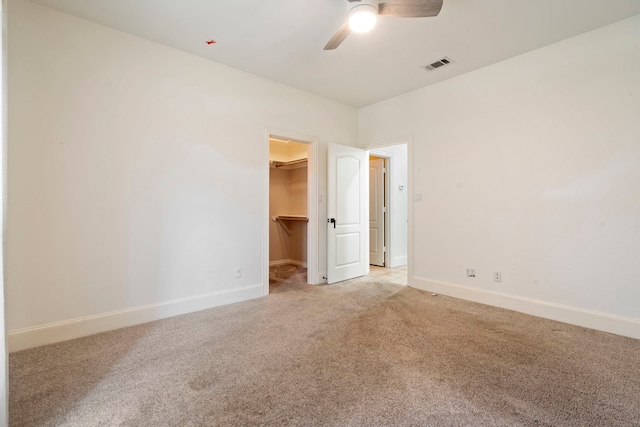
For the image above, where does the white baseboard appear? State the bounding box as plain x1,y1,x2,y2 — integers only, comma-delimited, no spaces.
389,256,408,268
269,259,307,268
411,277,640,340
8,284,264,352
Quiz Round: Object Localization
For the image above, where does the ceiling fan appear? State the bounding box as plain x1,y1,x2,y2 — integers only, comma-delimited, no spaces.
324,0,443,50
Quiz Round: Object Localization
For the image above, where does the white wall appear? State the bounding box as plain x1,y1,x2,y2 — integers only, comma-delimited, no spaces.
7,0,357,350
359,15,640,338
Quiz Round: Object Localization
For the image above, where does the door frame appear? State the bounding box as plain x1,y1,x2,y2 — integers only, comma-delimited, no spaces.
365,138,412,279
368,155,388,267
262,129,319,295
1,0,7,421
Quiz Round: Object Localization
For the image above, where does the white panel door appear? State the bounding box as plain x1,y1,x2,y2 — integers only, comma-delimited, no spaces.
369,158,385,266
327,143,367,284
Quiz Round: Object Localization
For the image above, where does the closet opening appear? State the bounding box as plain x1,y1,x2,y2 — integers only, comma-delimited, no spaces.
268,137,310,293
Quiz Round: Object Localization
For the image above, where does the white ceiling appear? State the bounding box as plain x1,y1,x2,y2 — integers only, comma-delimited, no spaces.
30,0,640,108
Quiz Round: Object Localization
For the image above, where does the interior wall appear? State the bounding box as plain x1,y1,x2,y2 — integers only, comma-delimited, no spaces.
288,167,308,264
269,167,291,263
8,0,357,350
289,167,308,216
268,165,308,265
359,16,640,337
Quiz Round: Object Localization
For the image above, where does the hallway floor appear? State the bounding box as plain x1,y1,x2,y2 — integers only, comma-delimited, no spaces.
269,263,407,294
367,265,407,285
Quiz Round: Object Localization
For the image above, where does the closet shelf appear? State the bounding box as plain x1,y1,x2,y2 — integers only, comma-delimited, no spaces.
274,215,309,222
270,158,308,170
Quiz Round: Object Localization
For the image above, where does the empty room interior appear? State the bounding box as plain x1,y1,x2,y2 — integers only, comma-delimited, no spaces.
3,0,640,425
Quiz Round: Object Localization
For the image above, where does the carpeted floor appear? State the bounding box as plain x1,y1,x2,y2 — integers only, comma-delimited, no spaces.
269,264,308,293
9,278,640,426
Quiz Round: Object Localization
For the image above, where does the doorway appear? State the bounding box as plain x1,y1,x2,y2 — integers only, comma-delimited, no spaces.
262,136,408,291
264,132,318,294
268,137,309,293
369,155,387,267
367,143,408,274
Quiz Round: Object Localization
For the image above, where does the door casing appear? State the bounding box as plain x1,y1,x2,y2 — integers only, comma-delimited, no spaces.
369,156,386,266
367,140,411,273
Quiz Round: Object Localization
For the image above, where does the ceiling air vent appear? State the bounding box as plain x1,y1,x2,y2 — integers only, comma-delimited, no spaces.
425,57,453,71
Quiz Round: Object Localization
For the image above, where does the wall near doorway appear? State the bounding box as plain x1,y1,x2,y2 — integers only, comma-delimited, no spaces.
358,17,640,338
7,0,357,351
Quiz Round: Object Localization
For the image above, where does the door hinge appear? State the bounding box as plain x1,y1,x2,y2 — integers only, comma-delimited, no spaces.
383,207,387,213
383,246,386,252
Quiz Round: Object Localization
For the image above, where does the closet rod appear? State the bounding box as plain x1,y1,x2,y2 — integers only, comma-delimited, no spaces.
273,158,308,168
273,215,309,222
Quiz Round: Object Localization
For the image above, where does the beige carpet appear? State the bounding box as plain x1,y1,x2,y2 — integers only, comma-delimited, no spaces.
10,279,640,426
269,264,308,294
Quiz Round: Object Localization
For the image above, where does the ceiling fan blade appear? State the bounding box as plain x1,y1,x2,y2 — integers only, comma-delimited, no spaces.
378,0,443,17
323,22,351,50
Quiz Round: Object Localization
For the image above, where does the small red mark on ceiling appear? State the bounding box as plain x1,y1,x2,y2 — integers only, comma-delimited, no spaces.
205,40,216,45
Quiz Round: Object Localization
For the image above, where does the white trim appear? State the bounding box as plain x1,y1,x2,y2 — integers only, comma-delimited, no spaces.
269,259,307,268
307,137,319,284
8,284,263,352
1,0,7,422
407,137,413,284
262,131,271,296
411,277,640,340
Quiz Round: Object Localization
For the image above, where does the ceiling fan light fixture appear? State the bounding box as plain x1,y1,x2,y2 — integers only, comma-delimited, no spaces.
325,0,442,51
348,4,377,33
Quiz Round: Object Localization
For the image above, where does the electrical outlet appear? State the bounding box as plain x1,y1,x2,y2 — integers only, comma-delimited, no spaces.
236,268,242,279
494,272,502,283
466,268,476,278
